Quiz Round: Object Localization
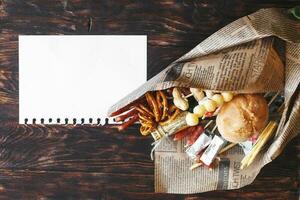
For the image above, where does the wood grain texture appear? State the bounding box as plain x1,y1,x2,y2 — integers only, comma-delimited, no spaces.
0,0,299,199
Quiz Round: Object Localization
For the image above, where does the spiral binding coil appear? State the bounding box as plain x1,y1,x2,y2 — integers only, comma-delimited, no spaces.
23,117,111,125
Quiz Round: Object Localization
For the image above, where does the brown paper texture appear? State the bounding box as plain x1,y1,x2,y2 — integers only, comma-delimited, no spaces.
108,8,300,194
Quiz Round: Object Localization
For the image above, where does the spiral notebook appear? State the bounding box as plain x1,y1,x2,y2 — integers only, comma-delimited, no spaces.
19,35,147,125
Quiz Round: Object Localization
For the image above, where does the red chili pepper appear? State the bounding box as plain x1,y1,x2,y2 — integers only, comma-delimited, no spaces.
250,134,258,143
186,125,204,146
204,111,214,117
114,108,137,122
173,126,195,141
117,114,139,131
207,158,221,170
207,163,214,170
194,151,204,163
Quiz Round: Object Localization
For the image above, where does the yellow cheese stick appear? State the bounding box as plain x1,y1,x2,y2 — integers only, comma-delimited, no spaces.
189,162,203,170
240,123,273,169
245,121,277,168
240,121,277,169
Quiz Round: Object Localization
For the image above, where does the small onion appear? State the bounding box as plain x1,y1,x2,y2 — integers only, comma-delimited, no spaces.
221,92,233,102
186,112,199,126
193,105,206,117
212,94,224,106
204,99,217,112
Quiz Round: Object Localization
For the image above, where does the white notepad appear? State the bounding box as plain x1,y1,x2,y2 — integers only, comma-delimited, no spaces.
19,35,147,124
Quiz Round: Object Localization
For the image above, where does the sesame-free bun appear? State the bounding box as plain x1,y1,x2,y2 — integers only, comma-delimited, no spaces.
216,94,269,143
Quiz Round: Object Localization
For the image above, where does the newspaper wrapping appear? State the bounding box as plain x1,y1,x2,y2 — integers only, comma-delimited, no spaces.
108,8,300,194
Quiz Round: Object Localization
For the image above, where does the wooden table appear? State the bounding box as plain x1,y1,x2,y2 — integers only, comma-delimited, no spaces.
0,0,299,199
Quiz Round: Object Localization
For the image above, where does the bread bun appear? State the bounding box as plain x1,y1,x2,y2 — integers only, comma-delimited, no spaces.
216,94,268,143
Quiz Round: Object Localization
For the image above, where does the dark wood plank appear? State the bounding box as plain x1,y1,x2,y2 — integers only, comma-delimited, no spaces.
0,115,298,199
0,0,299,74
0,120,153,173
0,115,298,174
0,165,298,200
0,167,297,199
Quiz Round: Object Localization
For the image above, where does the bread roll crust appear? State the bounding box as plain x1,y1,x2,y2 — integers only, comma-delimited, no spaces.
216,94,268,143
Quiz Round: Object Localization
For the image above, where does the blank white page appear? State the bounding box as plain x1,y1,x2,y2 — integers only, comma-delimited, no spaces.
19,35,147,124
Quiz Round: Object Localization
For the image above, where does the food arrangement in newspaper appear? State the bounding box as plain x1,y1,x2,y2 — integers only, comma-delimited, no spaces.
108,7,299,193
111,87,284,170
109,35,287,171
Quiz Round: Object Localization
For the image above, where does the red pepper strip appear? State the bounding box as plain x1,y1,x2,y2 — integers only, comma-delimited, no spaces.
207,163,214,170
186,125,204,146
204,111,214,117
195,151,219,169
110,106,131,117
250,134,258,143
207,158,221,170
194,151,204,163
117,114,139,131
109,98,146,117
114,108,137,122
173,126,195,141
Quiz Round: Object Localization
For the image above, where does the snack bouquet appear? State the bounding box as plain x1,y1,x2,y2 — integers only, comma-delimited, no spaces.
108,8,300,194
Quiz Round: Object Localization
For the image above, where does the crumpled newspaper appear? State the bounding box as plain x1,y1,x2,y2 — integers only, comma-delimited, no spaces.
108,8,300,194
